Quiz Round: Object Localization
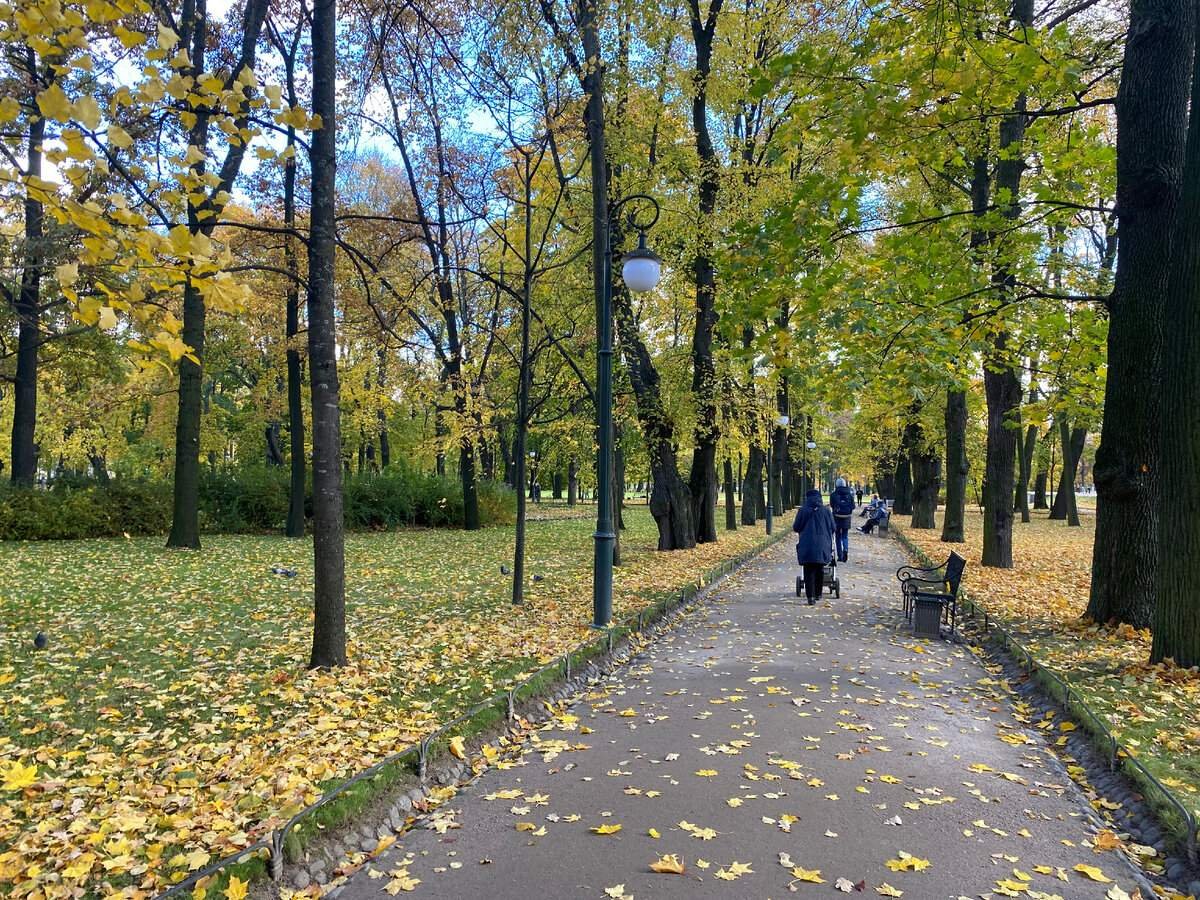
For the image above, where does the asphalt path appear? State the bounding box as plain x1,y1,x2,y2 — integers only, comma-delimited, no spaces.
337,529,1148,900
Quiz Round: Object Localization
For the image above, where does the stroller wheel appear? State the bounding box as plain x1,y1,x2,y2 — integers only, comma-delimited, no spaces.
795,575,803,597
834,579,841,599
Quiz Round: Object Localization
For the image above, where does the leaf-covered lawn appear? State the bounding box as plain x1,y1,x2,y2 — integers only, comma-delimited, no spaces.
895,512,1200,817
0,509,771,898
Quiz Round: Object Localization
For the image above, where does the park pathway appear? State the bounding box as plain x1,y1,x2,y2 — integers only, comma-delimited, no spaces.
338,529,1149,899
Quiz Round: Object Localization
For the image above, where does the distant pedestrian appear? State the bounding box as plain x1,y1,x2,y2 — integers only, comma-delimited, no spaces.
855,486,863,505
793,488,835,605
830,477,856,563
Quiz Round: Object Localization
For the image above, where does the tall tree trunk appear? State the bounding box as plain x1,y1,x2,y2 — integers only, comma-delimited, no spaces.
1016,420,1037,523
741,445,762,525
982,352,1022,567
307,0,346,668
266,422,284,466
284,155,306,538
893,446,913,515
1090,0,1194,628
612,273,694,549
10,70,43,487
910,425,940,530
568,458,578,506
1153,5,1200,666
941,389,968,542
377,348,391,469
167,281,206,549
1050,421,1086,524
981,0,1032,569
723,456,737,531
167,0,269,547
168,0,212,551
686,0,724,544
774,369,790,511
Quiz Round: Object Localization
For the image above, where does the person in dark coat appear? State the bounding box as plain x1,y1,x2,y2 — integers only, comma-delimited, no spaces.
793,488,835,605
829,477,856,563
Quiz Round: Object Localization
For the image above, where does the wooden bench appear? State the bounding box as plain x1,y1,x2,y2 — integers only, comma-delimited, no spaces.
896,551,966,637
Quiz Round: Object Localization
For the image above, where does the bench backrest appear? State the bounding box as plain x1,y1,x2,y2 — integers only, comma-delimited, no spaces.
945,552,966,594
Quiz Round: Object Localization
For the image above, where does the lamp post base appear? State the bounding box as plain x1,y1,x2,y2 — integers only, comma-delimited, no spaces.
592,529,615,628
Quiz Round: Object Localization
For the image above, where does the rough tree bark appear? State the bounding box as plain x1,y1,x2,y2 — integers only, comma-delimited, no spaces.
9,52,46,486
724,456,737,530
980,0,1033,569
166,0,269,549
941,389,969,542
306,0,346,669
685,0,725,544
1015,419,1037,523
1088,0,1194,627
910,421,940,530
1049,420,1086,525
892,442,913,516
1153,4,1200,666
741,445,763,525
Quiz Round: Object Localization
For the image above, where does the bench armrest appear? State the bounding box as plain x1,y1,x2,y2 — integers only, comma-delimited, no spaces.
897,564,943,582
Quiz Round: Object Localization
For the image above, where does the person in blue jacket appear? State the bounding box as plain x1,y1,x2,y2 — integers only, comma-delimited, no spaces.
793,488,835,605
829,477,856,563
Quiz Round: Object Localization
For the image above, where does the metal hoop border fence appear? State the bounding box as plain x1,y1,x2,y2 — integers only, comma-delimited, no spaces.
154,530,789,899
892,528,1198,866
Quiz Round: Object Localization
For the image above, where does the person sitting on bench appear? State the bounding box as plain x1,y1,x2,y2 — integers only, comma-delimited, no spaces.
860,501,888,534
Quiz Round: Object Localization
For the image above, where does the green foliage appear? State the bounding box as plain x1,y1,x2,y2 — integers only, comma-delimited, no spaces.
0,468,516,540
343,469,515,530
0,480,171,541
199,467,293,533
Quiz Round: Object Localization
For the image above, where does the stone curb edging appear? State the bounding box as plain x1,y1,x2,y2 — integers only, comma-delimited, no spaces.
154,528,791,900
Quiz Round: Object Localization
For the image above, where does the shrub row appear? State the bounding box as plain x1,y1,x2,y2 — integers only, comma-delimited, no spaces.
0,467,515,541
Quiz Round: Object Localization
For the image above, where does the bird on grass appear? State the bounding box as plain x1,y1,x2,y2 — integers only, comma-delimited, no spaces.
270,566,299,577
33,631,47,650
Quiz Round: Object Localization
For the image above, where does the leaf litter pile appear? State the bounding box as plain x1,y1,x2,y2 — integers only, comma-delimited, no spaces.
347,536,1171,900
896,514,1200,821
0,510,769,898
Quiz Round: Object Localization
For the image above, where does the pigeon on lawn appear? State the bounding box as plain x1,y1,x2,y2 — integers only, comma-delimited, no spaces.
500,564,511,575
33,631,47,650
271,566,299,577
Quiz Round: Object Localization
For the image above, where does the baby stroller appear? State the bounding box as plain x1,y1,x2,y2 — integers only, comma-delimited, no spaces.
796,556,841,600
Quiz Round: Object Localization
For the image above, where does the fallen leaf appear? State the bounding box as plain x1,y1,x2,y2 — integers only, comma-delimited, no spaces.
649,854,685,875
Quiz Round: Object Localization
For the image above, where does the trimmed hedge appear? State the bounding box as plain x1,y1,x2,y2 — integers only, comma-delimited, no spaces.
0,467,515,541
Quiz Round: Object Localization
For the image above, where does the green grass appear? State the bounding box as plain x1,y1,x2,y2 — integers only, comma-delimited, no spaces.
0,508,773,896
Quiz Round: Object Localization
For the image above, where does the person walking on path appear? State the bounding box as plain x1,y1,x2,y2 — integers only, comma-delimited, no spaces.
792,487,835,604
855,484,863,505
830,476,856,563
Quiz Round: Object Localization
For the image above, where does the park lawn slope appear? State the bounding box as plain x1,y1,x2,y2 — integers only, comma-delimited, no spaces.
0,508,771,898
894,512,1200,820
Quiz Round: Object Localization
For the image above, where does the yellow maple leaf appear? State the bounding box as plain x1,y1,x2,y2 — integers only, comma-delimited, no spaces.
649,854,685,875
2,761,37,792
36,83,73,122
790,866,825,883
1073,863,1112,883
224,875,248,900
875,884,903,897
448,735,466,760
590,823,622,835
694,769,717,777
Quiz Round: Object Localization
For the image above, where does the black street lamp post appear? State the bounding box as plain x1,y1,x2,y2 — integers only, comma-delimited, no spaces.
592,194,661,629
